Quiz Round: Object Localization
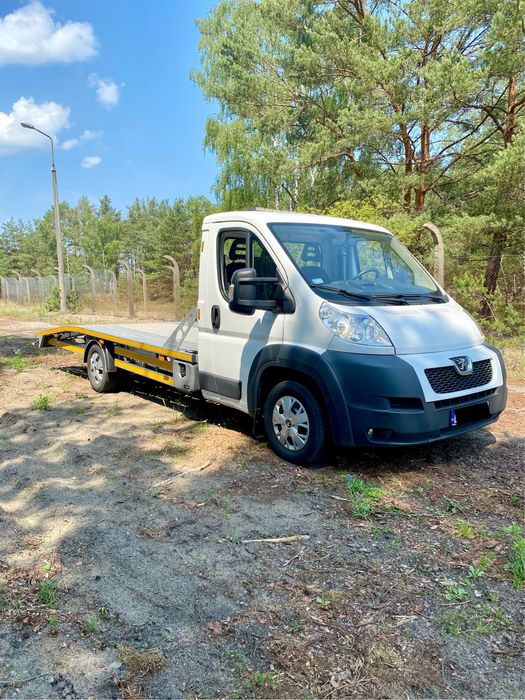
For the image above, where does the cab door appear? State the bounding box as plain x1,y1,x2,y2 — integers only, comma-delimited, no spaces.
199,224,284,412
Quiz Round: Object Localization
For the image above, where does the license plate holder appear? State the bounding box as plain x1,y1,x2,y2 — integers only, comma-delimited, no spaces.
450,402,490,427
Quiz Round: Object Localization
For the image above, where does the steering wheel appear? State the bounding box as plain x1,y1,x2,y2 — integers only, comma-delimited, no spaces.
353,268,381,280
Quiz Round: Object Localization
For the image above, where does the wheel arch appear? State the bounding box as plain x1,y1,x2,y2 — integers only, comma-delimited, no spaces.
247,344,354,446
84,338,116,372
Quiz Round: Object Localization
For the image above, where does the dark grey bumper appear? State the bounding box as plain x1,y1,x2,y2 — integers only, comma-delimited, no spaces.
323,346,507,447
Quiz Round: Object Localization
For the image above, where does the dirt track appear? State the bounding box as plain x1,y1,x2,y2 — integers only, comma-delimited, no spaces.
0,316,524,699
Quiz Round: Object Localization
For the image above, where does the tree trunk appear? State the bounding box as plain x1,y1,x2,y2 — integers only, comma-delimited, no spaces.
414,186,427,209
396,108,413,211
414,123,430,210
480,228,507,318
503,76,517,146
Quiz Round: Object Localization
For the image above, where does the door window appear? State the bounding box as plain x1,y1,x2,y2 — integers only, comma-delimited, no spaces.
218,230,277,298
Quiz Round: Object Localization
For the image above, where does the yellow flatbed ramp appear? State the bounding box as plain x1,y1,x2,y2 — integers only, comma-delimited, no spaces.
38,322,198,387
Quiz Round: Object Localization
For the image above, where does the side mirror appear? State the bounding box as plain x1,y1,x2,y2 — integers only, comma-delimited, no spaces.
229,268,279,314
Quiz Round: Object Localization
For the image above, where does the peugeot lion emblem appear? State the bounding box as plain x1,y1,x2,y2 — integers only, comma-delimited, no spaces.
450,356,473,376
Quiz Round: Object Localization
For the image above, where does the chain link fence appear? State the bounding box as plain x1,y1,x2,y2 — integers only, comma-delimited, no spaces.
0,264,193,320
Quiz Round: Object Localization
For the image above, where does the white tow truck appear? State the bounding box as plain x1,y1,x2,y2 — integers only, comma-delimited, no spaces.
38,210,507,464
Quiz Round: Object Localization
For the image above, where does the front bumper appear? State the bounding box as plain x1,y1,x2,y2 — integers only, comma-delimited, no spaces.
324,344,507,447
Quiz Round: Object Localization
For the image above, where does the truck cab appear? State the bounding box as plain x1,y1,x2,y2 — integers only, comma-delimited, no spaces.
196,210,506,463
38,210,507,465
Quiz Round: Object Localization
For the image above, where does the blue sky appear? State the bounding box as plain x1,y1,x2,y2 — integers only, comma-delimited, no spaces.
0,0,218,223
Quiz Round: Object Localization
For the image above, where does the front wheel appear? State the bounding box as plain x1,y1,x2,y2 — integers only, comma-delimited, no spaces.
264,381,326,466
86,344,119,393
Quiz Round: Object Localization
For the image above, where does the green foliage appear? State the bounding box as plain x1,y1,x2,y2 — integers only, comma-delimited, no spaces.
506,536,525,589
37,580,57,608
2,350,26,373
32,394,52,411
1,194,214,296
43,286,81,312
193,0,524,334
83,613,100,635
345,474,385,519
453,519,476,539
444,585,468,602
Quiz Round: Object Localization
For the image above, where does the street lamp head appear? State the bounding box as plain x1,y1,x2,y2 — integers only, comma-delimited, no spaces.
20,122,35,130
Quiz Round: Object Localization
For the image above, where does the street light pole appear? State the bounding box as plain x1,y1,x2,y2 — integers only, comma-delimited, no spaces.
20,122,67,312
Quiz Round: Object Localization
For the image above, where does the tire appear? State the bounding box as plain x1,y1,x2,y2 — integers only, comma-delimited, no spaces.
86,344,119,393
264,380,326,466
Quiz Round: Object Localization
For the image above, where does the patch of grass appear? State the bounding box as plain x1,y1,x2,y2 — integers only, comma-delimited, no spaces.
117,645,166,677
189,421,209,432
416,478,433,495
167,443,187,459
245,671,277,692
148,488,161,498
75,405,87,415
467,564,486,581
443,496,466,514
225,649,248,673
506,536,525,589
106,400,122,417
440,603,511,641
465,552,495,584
345,474,385,519
31,394,52,411
453,518,476,539
83,613,100,635
36,580,56,608
2,350,26,372
444,584,468,602
499,522,523,539
315,595,331,608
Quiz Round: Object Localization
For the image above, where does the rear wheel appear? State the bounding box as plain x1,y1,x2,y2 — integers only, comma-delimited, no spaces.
264,380,326,466
86,344,118,393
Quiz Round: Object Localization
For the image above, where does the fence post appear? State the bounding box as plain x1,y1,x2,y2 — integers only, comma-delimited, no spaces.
0,276,9,302
31,269,45,304
82,264,97,312
136,268,149,315
422,222,444,287
119,260,135,318
13,272,24,305
108,270,118,314
163,255,180,319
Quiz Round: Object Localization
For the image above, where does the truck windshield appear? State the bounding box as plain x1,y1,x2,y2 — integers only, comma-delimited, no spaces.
268,222,444,304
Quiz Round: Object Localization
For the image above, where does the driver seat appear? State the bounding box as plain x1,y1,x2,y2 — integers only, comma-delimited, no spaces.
300,243,330,283
226,239,247,284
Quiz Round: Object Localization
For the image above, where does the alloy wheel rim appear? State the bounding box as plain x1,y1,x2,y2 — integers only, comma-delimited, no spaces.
272,395,309,451
89,351,104,384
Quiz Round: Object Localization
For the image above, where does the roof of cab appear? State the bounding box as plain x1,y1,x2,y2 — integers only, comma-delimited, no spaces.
202,209,392,235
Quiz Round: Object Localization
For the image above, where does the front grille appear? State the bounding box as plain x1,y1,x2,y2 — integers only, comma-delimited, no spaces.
434,388,496,409
425,359,492,394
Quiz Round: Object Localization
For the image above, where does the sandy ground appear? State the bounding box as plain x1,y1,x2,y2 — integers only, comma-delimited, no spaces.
0,316,524,699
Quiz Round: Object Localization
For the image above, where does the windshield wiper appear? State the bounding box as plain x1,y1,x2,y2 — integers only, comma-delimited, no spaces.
309,284,371,302
372,293,445,303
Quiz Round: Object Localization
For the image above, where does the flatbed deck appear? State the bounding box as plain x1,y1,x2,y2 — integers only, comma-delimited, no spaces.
38,322,198,359
38,321,199,389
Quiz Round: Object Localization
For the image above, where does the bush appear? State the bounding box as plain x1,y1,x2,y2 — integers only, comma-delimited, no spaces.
43,286,81,313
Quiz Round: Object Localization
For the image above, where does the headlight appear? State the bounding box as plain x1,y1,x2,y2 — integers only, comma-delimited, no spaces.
319,302,392,347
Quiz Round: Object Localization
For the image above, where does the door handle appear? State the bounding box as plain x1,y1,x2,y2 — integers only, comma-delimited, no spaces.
211,305,221,330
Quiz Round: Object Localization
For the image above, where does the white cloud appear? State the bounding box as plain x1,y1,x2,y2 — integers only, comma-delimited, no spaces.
61,129,103,150
0,2,97,66
81,155,101,168
81,129,102,141
0,96,70,155
61,137,79,150
88,73,120,109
